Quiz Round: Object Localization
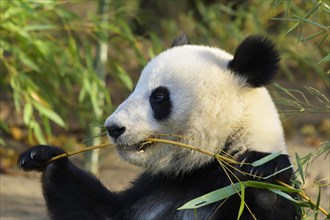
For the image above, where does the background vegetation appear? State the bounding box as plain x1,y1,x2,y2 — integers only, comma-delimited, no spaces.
0,0,329,219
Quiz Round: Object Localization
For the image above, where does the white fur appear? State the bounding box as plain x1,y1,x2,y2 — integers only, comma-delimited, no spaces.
240,87,287,154
105,45,287,175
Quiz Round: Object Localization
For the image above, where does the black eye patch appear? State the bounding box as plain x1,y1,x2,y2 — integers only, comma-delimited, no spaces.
149,86,172,121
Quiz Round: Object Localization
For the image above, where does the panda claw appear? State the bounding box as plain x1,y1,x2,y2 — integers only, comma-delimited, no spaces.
30,150,37,159
19,158,26,167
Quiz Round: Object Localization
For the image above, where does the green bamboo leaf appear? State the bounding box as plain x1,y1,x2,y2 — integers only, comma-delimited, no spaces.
295,153,305,184
285,22,300,35
98,81,112,106
42,116,52,138
30,122,46,144
237,182,245,220
118,20,135,42
178,182,243,210
245,181,300,193
261,165,293,179
17,1,34,13
2,6,22,20
115,65,133,91
315,33,328,49
18,50,40,72
23,24,57,31
0,137,5,146
23,103,33,125
90,82,102,117
10,76,22,110
68,37,78,61
0,121,10,133
2,21,30,39
251,151,282,167
149,33,164,56
318,54,330,64
269,189,301,204
293,15,327,29
314,186,321,220
79,72,91,102
285,2,321,35
34,40,50,58
79,88,87,103
299,30,325,42
33,102,65,127
323,1,330,11
55,7,77,20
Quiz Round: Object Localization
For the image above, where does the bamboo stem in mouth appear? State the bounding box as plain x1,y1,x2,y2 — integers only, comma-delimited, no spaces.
146,138,238,164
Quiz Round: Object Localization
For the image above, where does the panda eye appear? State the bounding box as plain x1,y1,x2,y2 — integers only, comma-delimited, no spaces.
150,87,170,103
149,86,172,121
151,93,165,102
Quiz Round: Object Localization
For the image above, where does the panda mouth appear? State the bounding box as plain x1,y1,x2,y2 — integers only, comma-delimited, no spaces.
136,140,154,152
118,140,155,152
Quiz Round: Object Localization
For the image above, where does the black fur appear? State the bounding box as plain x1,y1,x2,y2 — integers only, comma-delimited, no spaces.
149,86,172,121
171,33,190,47
18,146,300,220
228,35,280,87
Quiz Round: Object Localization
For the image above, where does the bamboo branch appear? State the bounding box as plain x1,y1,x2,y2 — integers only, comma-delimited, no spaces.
47,143,112,164
277,180,329,216
146,138,238,164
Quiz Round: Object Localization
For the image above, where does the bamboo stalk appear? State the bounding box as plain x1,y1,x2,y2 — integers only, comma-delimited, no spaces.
47,143,112,164
84,0,110,176
146,138,238,164
47,138,239,165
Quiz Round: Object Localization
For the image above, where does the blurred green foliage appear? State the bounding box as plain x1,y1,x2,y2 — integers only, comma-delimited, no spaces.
0,0,138,143
134,0,329,83
1,0,328,144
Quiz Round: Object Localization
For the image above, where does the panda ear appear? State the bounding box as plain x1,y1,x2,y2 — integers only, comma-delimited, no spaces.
171,33,190,47
228,35,280,87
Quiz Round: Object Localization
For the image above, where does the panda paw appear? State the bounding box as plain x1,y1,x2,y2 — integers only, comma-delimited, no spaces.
236,151,292,182
18,145,66,172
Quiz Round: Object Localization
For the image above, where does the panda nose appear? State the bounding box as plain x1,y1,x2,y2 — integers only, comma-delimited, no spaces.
106,125,126,139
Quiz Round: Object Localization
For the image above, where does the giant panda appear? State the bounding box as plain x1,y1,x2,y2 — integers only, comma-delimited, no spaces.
18,34,301,220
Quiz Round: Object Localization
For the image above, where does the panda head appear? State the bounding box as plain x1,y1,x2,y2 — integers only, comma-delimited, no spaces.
105,34,287,175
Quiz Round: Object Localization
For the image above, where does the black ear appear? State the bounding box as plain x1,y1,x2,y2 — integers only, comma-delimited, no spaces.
171,33,190,47
228,35,280,87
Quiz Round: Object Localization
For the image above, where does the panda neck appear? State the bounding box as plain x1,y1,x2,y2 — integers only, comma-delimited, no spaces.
233,87,287,155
